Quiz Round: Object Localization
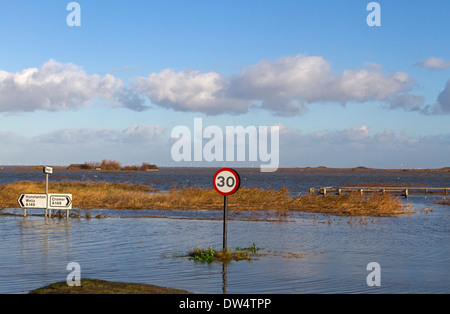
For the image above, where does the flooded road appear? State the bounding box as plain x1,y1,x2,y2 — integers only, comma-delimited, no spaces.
0,168,449,293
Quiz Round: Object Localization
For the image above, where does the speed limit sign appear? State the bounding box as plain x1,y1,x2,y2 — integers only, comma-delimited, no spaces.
213,168,240,196
213,168,240,250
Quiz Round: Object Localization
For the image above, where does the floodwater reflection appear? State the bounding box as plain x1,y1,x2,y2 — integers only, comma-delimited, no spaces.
1,203,449,294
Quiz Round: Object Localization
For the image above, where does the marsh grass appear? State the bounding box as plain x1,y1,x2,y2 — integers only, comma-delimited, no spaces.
187,244,306,263
188,245,261,263
0,181,413,217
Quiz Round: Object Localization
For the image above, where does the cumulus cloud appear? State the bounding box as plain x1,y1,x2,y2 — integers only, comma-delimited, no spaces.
434,80,450,113
0,56,424,116
0,55,428,116
416,57,450,70
387,94,425,111
421,80,450,115
115,88,149,112
135,69,249,115
135,55,416,116
230,55,413,107
0,60,123,113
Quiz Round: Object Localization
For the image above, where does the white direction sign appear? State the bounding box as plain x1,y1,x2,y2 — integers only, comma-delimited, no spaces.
213,168,240,196
48,194,72,210
43,166,53,174
18,194,48,209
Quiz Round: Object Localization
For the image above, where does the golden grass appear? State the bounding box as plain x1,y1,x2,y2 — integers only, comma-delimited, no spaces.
0,181,413,217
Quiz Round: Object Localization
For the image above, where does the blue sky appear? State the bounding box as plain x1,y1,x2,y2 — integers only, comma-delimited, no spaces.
0,0,449,168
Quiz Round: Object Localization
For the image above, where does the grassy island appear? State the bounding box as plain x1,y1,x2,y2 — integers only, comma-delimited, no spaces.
67,160,158,171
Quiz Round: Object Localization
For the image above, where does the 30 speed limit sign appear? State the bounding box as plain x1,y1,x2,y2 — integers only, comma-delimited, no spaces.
213,168,241,196
213,168,240,250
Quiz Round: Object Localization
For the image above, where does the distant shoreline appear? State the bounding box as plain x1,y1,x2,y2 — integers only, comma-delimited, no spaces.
1,165,449,172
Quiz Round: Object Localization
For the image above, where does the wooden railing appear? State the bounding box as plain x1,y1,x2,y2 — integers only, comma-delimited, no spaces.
309,186,449,198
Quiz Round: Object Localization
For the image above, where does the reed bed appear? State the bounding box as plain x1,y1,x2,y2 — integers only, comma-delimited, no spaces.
0,181,413,217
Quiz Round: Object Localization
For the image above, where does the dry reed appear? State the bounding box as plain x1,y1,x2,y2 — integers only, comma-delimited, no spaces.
0,181,413,217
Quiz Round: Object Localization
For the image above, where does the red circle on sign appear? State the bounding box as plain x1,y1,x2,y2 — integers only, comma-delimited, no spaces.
213,168,241,196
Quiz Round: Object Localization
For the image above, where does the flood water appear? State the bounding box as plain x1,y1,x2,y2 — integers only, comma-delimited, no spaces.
0,168,449,294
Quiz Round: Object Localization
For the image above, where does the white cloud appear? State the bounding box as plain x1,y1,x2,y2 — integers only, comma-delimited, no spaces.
135,69,249,115
0,60,123,113
416,57,450,70
0,57,419,116
231,56,413,105
135,55,416,116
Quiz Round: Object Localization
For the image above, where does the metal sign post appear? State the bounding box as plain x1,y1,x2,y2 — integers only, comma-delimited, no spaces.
18,167,72,219
213,168,240,251
223,194,228,250
43,166,53,217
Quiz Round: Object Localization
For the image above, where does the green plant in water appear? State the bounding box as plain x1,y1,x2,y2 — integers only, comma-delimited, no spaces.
235,243,260,254
190,247,216,263
188,244,261,263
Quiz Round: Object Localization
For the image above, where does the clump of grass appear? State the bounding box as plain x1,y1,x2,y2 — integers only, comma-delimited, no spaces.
70,209,82,218
235,243,261,254
95,213,105,219
189,247,217,263
188,244,261,263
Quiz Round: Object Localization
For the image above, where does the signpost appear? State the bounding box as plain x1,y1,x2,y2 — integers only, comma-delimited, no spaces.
213,168,240,250
17,166,73,218
43,166,53,174
43,166,53,216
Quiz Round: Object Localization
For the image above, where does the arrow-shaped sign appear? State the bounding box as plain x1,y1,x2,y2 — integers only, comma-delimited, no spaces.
48,194,73,210
18,194,48,209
